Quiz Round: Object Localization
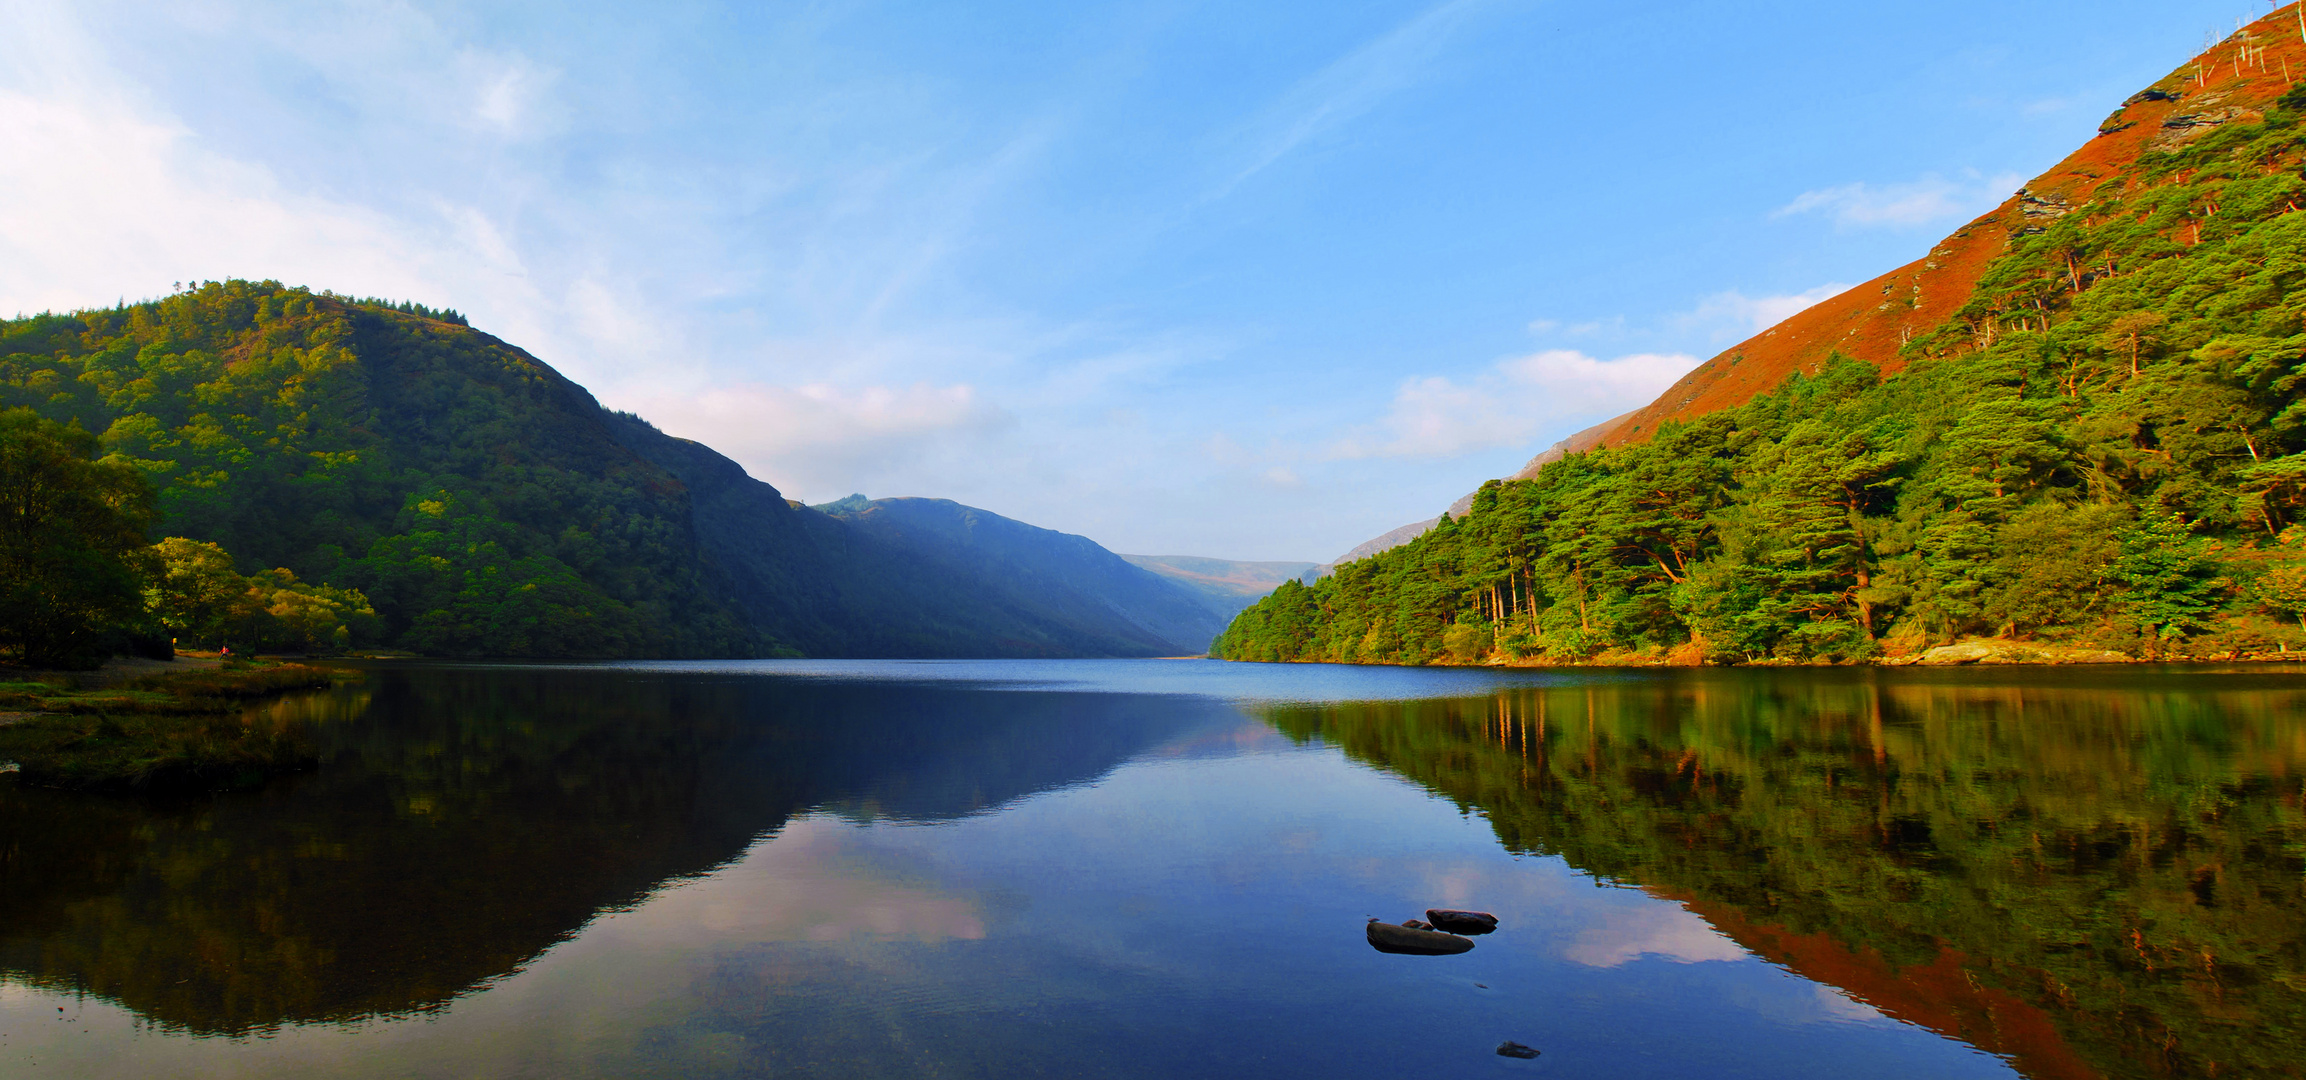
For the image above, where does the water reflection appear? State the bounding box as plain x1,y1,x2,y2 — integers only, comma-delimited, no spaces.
1255,667,2306,1080
0,662,2299,1079
0,666,1226,1035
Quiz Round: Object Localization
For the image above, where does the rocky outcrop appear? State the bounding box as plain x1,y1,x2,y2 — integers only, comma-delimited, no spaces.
2016,188,2072,234
1906,640,2131,666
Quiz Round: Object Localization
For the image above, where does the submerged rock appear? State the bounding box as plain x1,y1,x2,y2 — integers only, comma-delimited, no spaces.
1366,919,1475,955
1426,909,1499,935
1496,1041,1541,1059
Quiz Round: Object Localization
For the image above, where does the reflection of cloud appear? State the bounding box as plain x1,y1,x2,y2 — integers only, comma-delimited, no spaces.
639,816,987,944
1562,902,1749,968
1809,983,1887,1024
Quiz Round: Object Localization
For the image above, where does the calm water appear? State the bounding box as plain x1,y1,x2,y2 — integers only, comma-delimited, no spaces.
3,660,2302,1079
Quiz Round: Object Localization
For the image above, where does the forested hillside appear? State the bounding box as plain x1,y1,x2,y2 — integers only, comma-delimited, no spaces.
0,281,1212,660
1218,22,2306,665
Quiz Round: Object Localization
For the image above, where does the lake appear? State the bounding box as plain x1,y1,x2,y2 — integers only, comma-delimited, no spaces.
2,660,2302,1079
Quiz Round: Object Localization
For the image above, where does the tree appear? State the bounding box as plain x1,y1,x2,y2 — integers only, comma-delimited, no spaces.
0,409,158,668
151,537,246,648
151,537,378,652
2112,511,2227,650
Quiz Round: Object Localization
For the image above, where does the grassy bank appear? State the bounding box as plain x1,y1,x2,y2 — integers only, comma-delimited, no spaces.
0,662,346,792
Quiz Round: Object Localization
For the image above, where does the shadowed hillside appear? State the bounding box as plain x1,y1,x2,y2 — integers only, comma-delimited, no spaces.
815,496,1229,656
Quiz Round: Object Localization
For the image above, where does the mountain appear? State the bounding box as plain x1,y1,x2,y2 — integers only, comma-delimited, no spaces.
0,282,1216,659
1119,555,1321,619
1218,12,2306,665
1582,30,2301,451
814,496,1230,656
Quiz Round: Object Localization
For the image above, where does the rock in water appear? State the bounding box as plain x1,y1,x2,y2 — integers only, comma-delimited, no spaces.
1496,1041,1540,1059
1426,909,1499,935
1401,919,1434,930
1366,920,1475,955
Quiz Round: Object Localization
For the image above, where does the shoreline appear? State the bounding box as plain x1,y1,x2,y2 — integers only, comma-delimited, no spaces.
0,659,350,792
1218,638,2306,669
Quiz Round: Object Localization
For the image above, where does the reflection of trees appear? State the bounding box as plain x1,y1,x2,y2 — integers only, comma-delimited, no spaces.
1256,670,2306,1080
0,666,1221,1035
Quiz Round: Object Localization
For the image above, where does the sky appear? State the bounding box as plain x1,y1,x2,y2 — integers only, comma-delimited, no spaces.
0,0,2262,561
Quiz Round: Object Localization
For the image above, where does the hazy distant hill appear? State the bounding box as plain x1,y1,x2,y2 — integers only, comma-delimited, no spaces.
0,281,1226,659
1326,413,1632,570
816,496,1230,656
1119,555,1320,619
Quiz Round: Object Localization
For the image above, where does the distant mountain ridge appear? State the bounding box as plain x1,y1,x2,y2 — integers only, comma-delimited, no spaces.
811,495,1232,656
1119,555,1321,620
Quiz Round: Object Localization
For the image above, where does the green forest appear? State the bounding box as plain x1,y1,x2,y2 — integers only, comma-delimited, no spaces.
1217,82,2306,666
0,282,757,666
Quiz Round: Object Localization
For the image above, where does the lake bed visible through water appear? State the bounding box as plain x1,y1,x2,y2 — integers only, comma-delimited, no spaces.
3,660,2301,1078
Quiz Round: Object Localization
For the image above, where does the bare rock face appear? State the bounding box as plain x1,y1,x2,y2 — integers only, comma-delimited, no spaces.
1425,909,1499,935
2016,188,2072,235
1366,920,1475,955
2152,92,2249,152
1912,640,2130,666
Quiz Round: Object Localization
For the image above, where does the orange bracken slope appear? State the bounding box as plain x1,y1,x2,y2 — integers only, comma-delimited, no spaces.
1584,4,2306,450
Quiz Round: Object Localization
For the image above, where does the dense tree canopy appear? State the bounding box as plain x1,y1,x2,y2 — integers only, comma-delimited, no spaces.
0,409,157,668
0,283,757,659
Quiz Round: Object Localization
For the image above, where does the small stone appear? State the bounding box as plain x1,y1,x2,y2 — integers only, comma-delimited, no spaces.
1401,919,1434,930
1366,920,1475,955
1496,1041,1540,1059
1426,909,1500,935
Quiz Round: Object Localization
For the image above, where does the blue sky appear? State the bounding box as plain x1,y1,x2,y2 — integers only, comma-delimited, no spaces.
0,0,2257,559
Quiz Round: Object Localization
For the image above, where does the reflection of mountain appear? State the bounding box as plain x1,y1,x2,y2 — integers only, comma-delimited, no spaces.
1255,670,2306,1080
0,665,1227,1035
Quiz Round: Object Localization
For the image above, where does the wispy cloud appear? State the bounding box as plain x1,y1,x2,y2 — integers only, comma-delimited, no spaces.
1773,170,2021,229
1679,282,1851,341
1328,348,1698,460
1214,0,1493,196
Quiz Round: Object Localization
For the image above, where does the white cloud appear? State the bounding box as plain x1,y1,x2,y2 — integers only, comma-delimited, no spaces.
1681,282,1852,341
1773,170,2021,229
462,48,562,137
627,381,1012,498
1328,349,1698,460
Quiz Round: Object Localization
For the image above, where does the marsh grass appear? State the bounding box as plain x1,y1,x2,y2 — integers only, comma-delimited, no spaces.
0,663,345,791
